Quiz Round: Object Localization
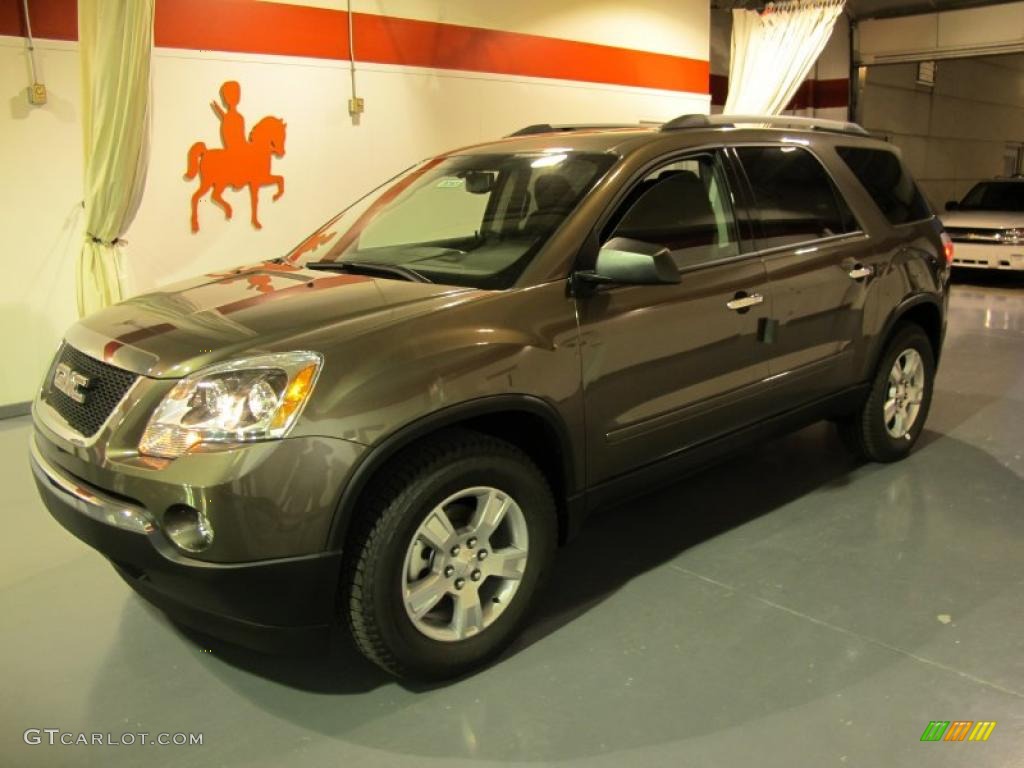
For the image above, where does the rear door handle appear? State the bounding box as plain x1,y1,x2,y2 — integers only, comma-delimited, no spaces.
726,293,764,312
848,265,874,280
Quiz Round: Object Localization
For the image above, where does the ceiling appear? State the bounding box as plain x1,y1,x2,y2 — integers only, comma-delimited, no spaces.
711,0,1019,20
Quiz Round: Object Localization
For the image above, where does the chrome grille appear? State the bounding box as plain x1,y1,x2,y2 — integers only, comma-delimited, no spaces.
945,227,1004,243
41,344,138,437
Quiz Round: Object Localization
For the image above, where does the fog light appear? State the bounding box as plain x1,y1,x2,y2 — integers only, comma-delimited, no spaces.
164,505,214,553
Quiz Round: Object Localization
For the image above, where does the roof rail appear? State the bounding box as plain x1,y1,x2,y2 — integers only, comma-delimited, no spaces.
660,114,869,136
506,123,639,137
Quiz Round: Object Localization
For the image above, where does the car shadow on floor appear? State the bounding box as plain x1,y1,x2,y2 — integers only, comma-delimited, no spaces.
93,419,1024,762
518,423,862,649
153,332,1010,696
164,421,866,692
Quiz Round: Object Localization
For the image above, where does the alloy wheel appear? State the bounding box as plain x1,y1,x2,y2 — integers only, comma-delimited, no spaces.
884,348,925,439
401,486,529,642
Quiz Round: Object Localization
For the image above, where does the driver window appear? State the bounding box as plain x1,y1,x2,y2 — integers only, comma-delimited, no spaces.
607,154,740,269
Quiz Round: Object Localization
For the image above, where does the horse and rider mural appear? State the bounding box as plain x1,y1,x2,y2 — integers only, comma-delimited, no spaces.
185,81,287,232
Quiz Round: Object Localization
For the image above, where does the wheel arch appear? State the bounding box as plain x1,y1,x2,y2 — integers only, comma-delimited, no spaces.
870,294,945,376
327,395,579,552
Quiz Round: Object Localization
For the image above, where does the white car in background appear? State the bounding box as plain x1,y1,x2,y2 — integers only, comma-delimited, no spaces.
942,177,1024,270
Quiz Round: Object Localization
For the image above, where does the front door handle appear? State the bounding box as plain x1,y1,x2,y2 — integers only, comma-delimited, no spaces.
848,265,874,280
726,293,764,312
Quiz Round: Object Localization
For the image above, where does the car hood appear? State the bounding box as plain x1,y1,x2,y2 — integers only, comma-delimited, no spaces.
940,210,1024,229
67,262,479,378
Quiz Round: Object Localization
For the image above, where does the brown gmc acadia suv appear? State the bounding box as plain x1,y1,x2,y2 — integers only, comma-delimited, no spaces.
30,114,950,680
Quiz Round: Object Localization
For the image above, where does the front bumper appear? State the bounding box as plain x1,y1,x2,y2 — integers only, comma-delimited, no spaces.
950,241,1024,270
30,436,342,652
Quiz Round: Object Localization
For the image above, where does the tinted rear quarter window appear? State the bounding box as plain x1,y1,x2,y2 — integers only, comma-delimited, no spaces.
736,146,858,250
836,146,932,225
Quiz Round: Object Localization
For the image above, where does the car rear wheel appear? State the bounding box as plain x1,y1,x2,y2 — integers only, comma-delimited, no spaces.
840,323,935,462
342,429,557,680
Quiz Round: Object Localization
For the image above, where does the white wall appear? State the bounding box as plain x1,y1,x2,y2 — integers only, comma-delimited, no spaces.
137,51,709,292
857,1,1024,64
317,0,710,61
0,37,81,410
857,54,1024,207
0,0,710,407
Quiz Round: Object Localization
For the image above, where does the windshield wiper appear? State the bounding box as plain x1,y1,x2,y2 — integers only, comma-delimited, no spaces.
305,260,431,283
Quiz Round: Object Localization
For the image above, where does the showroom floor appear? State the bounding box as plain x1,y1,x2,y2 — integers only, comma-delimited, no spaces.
2,273,1022,768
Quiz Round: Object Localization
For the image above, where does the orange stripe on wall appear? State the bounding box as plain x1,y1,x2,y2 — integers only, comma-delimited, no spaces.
0,0,76,41
156,0,350,61
350,12,708,93
710,73,849,110
4,0,708,95
787,78,850,110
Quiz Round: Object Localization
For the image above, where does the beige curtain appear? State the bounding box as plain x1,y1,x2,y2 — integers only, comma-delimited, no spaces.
78,0,154,317
723,0,845,116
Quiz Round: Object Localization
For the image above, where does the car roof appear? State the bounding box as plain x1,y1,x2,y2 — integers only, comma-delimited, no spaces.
446,119,890,158
448,126,659,156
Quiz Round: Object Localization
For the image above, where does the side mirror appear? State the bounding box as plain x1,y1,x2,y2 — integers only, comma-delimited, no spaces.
944,200,959,211
577,237,680,286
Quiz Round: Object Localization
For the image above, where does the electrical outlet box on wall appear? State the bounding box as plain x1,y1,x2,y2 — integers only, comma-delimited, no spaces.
27,82,47,106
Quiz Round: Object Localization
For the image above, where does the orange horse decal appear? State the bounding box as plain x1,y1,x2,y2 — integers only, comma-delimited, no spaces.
185,81,287,232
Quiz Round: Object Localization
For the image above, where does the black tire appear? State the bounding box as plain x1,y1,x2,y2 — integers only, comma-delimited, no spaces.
839,323,935,462
342,429,557,680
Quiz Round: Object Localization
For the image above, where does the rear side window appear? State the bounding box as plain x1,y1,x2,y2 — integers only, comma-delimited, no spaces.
736,146,858,250
836,146,932,225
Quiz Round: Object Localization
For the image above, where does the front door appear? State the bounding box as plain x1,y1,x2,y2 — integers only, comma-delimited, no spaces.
576,151,771,486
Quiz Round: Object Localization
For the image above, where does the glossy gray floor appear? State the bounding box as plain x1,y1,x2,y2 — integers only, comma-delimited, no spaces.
2,273,1023,767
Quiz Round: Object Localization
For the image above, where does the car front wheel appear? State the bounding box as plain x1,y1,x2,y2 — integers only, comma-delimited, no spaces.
343,429,557,680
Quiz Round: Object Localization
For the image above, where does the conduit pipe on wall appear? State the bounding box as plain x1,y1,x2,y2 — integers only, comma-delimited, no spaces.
347,0,363,119
21,0,40,85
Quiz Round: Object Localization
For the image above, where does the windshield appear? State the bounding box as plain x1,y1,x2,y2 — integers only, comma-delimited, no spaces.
958,182,1024,212
284,151,615,289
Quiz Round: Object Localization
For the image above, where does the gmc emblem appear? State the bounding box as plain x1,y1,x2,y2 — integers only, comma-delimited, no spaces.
53,363,90,404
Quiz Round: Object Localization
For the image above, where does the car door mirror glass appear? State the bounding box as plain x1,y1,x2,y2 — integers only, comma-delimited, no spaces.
581,237,680,285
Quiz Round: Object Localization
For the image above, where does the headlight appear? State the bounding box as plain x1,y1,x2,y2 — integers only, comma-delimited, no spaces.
139,352,322,458
1000,228,1024,245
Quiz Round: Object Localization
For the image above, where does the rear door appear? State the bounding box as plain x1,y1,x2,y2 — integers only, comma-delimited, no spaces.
575,150,772,486
731,144,874,410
